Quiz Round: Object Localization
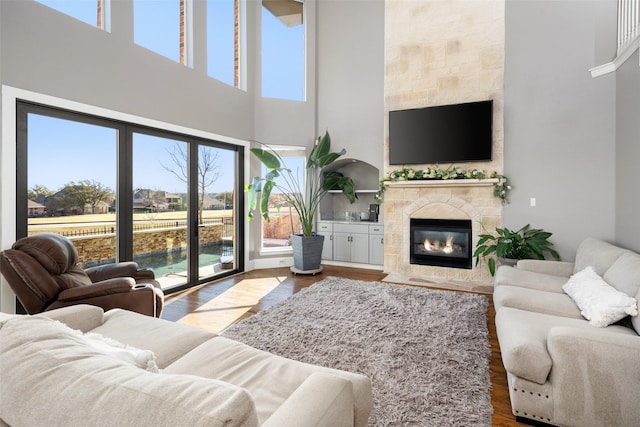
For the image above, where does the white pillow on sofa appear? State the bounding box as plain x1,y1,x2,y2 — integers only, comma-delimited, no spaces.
563,266,638,327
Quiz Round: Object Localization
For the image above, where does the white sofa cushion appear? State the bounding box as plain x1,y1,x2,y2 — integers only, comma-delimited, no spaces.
603,252,640,297
563,267,638,327
90,308,217,369
573,238,629,276
165,336,373,427
0,315,259,427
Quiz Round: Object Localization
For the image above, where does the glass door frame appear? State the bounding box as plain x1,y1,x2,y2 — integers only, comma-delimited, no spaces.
15,100,244,295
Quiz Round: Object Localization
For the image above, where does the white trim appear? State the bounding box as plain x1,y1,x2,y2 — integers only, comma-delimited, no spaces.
590,36,640,77
251,256,293,269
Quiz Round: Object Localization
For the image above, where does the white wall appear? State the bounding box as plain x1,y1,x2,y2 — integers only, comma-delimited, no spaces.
504,0,619,261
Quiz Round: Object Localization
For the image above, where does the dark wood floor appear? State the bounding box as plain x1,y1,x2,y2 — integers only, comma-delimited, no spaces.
162,265,527,426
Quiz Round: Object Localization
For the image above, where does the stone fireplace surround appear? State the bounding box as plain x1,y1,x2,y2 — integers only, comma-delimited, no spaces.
383,179,503,287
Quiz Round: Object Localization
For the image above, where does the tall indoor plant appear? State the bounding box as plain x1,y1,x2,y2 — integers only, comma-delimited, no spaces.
473,224,561,276
246,131,357,272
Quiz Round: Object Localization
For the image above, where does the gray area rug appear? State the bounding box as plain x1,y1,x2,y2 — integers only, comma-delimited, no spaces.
223,276,492,426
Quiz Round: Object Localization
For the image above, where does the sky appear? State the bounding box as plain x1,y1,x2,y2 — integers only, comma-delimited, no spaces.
30,0,304,195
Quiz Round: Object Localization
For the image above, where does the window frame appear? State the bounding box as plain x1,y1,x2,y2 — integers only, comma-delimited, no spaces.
15,100,245,295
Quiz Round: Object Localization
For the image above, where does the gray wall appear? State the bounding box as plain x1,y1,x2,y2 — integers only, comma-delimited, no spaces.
616,50,640,252
316,0,384,173
504,0,621,261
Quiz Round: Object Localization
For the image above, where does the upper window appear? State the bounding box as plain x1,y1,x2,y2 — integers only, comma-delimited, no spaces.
261,0,305,101
207,0,243,88
134,0,183,64
36,0,110,31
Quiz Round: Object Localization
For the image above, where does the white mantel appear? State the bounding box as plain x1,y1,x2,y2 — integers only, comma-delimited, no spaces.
384,178,499,189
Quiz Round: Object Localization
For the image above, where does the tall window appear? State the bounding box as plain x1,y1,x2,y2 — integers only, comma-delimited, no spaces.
207,0,242,88
261,0,305,101
36,0,110,31
261,149,305,250
134,0,183,64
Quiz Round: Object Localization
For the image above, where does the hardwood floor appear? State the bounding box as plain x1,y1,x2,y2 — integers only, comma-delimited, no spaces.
162,265,527,426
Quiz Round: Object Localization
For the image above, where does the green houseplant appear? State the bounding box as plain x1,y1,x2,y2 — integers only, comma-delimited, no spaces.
473,224,561,276
246,131,357,271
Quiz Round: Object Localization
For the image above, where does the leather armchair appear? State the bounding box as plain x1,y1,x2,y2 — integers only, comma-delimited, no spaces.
0,233,164,317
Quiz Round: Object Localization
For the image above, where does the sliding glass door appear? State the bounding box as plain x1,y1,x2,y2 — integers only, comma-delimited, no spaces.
17,102,243,294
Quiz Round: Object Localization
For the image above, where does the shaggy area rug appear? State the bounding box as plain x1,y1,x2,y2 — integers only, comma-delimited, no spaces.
222,276,493,426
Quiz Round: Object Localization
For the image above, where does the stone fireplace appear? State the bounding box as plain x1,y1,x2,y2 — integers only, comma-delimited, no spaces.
383,179,503,286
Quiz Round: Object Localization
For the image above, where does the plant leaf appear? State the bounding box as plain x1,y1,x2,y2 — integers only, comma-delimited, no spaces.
251,148,281,170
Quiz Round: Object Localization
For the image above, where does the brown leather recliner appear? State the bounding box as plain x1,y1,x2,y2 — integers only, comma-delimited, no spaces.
0,233,164,317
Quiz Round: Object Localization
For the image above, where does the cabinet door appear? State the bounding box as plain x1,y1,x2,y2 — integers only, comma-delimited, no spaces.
369,234,384,265
322,233,333,260
369,225,384,265
350,234,369,264
333,233,352,262
317,222,333,260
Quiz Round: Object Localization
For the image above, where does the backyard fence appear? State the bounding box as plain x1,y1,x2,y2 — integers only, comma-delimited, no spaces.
56,217,234,239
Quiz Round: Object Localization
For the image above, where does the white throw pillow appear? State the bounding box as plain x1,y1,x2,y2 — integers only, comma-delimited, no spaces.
563,266,638,327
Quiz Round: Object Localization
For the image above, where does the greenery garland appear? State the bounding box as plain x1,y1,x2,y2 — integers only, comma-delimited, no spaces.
376,166,510,204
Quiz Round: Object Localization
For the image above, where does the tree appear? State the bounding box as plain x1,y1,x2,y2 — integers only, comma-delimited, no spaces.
80,179,114,214
28,184,54,202
161,144,220,223
50,180,113,215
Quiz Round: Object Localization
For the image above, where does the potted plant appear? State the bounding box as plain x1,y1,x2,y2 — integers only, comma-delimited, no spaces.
473,224,561,276
246,131,357,273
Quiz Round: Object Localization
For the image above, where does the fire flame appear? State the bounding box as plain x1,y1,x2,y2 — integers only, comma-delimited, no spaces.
423,235,454,254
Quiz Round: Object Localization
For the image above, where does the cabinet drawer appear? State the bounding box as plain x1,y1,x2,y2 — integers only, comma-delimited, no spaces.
369,225,384,235
334,223,369,234
317,222,333,233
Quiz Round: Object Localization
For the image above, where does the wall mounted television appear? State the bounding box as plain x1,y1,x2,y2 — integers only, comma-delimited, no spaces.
389,100,493,165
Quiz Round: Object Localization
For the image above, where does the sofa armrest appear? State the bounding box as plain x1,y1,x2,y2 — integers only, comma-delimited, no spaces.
515,259,574,277
547,326,640,426
262,372,355,427
36,304,105,332
57,278,137,302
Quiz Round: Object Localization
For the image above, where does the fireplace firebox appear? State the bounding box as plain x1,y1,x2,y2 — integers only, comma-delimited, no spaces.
410,218,472,269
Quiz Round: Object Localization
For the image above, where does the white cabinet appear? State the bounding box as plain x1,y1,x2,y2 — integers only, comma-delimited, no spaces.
317,222,333,260
369,225,384,265
333,223,370,264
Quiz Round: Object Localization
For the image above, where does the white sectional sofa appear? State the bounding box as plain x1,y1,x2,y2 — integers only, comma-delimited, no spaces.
0,305,373,427
493,238,640,426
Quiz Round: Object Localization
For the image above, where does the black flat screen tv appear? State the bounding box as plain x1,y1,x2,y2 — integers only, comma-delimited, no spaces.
389,100,493,165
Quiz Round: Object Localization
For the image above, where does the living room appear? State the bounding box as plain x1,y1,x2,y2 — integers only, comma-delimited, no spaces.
1,0,639,426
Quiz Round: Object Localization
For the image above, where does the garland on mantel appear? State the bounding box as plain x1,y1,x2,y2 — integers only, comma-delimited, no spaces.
376,166,510,204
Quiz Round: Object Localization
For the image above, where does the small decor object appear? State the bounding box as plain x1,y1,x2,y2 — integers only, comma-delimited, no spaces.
377,166,510,204
473,224,561,276
246,131,357,272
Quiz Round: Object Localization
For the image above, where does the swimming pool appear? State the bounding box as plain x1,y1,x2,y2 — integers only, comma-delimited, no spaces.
134,244,226,278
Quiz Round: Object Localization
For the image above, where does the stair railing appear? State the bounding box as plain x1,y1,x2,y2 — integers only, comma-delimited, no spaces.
590,0,640,77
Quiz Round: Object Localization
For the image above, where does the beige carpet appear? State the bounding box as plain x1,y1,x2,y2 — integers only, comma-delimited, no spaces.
382,273,494,294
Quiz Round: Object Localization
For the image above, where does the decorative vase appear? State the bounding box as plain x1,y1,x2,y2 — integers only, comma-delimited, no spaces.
290,234,325,272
